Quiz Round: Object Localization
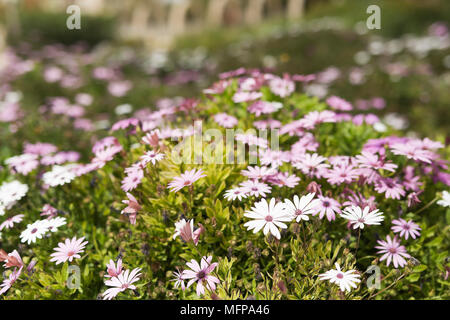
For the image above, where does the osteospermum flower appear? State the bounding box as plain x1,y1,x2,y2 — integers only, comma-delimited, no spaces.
140,150,165,166
0,267,22,295
0,214,24,231
20,220,49,244
241,166,277,181
244,198,291,239
391,219,421,240
105,259,123,278
0,249,24,269
5,153,39,175
375,236,410,268
171,269,185,290
181,256,220,296
121,193,141,225
315,196,341,221
284,193,319,222
50,236,88,265
173,219,203,246
437,191,450,208
375,178,406,200
267,172,300,188
224,187,248,201
42,164,76,187
239,180,272,198
213,113,238,128
319,263,361,292
0,180,29,209
340,206,384,229
46,217,67,232
121,165,144,192
167,169,206,192
102,268,142,300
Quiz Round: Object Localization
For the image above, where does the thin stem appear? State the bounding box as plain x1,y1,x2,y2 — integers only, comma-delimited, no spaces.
368,272,407,299
355,229,361,257
413,196,438,215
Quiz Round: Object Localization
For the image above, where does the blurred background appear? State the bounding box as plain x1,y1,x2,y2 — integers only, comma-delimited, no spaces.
0,0,449,157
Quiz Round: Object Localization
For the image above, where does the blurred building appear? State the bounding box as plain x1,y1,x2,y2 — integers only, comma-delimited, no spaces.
2,0,315,48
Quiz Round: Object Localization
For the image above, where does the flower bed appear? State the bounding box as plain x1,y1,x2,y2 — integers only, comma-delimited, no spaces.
0,67,449,299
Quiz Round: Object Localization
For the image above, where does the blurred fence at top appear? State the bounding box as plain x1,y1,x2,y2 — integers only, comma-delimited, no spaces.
0,0,333,48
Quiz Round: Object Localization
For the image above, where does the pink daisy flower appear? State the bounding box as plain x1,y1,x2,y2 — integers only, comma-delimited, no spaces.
121,165,144,192
0,267,22,295
182,256,220,296
224,187,248,201
300,110,336,130
266,172,300,188
5,154,39,175
171,269,186,290
213,113,238,128
253,119,281,130
105,259,123,278
269,76,295,98
375,178,406,200
111,118,139,132
140,150,165,166
241,166,277,181
0,214,24,231
235,133,268,149
323,164,360,185
355,151,397,172
167,169,206,192
375,236,410,268
248,101,282,116
239,180,272,198
232,91,262,103
292,153,329,178
102,267,142,300
391,219,421,240
259,149,290,167
23,142,57,156
326,96,353,111
50,236,88,265
173,218,203,246
121,193,142,225
315,196,341,221
390,143,434,164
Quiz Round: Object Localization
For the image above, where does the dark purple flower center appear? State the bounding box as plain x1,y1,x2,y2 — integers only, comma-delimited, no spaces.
31,228,38,234
295,209,303,216
265,215,273,222
197,270,206,280
184,180,191,186
336,273,344,279
322,201,330,207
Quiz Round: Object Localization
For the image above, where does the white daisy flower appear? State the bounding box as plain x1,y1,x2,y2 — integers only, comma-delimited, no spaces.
46,217,67,232
140,150,165,165
224,187,248,201
0,180,29,208
43,165,76,187
284,193,320,222
244,198,292,239
319,263,361,292
20,220,50,244
340,205,384,229
437,191,450,208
